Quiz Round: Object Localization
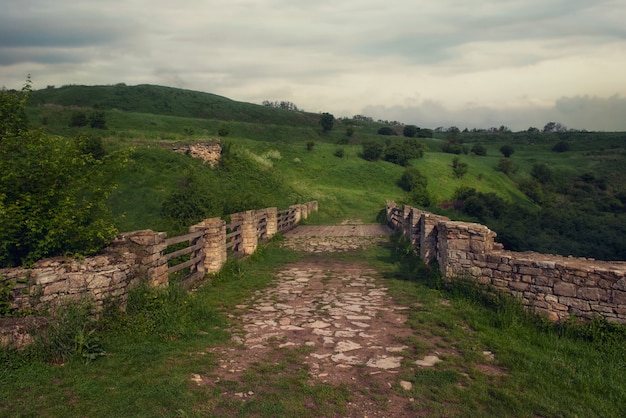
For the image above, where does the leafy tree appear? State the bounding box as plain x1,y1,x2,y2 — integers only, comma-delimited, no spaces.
495,157,516,175
345,126,354,137
499,144,515,158
398,168,427,192
471,143,487,156
416,129,433,138
552,140,570,152
403,125,419,138
89,110,107,129
319,112,334,132
403,138,425,159
398,168,430,206
518,178,544,204
0,81,127,266
0,78,30,142
377,126,395,136
361,141,384,161
451,157,468,178
69,111,88,127
383,143,409,166
530,163,553,184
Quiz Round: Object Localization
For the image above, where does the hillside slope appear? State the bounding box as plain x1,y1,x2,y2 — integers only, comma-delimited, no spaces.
28,84,320,126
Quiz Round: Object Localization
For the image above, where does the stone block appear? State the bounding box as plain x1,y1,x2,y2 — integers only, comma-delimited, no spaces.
553,282,577,297
558,297,591,312
509,281,529,292
577,287,606,302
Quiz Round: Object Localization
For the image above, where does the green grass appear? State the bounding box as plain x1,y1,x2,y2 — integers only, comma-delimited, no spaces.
2,235,626,416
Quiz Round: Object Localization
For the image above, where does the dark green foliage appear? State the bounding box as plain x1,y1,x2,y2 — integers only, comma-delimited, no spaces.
495,157,516,175
69,111,88,127
399,168,430,206
75,135,106,159
441,140,465,154
398,168,427,192
0,79,30,141
383,143,410,166
530,163,553,184
499,144,515,158
377,126,396,136
0,87,126,266
345,126,354,137
306,141,315,151
334,148,344,158
0,279,14,317
552,140,570,152
403,124,419,137
361,141,384,161
319,112,334,132
89,110,107,129
218,123,230,137
416,128,433,138
518,178,544,203
451,157,468,178
471,143,487,156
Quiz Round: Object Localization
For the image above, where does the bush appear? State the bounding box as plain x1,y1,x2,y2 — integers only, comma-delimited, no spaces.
0,90,127,266
334,148,344,158
69,111,88,127
471,143,487,156
403,125,419,137
495,157,517,175
377,126,396,136
218,124,230,137
499,144,515,158
89,110,107,129
306,141,315,151
361,141,384,161
552,140,570,152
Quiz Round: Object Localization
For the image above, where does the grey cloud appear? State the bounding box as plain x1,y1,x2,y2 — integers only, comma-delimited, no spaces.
362,94,626,132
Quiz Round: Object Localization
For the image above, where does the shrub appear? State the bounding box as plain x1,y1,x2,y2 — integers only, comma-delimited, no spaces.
361,141,384,161
403,125,419,137
306,141,315,151
471,143,487,156
89,110,107,129
552,140,570,152
495,157,517,175
218,124,230,137
377,126,396,136
334,148,344,158
345,126,354,137
69,111,88,127
499,144,515,158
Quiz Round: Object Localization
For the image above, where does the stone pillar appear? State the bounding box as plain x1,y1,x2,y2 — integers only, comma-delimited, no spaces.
230,210,258,255
190,217,226,274
116,230,168,288
290,204,302,224
402,205,412,239
420,213,449,265
301,203,309,220
265,207,278,239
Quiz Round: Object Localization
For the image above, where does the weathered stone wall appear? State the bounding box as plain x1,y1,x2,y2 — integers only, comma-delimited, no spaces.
1,201,318,316
386,200,626,324
171,141,222,167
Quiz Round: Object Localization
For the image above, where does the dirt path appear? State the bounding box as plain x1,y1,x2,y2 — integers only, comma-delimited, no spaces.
201,225,442,417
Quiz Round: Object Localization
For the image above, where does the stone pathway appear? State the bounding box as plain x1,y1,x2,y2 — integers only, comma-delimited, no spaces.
203,225,446,416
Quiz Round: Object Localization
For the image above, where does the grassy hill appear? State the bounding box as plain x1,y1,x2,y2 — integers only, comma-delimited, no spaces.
24,83,626,259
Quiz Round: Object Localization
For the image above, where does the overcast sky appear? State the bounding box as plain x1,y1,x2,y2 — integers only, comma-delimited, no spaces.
2,0,626,131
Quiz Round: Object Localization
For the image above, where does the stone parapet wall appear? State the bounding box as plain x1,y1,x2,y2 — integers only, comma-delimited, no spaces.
1,201,318,316
170,141,222,168
386,200,626,324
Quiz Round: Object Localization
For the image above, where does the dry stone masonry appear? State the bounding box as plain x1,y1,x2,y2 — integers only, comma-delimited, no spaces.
386,201,626,324
0,202,317,316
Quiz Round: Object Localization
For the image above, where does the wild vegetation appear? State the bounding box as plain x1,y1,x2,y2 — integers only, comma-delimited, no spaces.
1,82,626,416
